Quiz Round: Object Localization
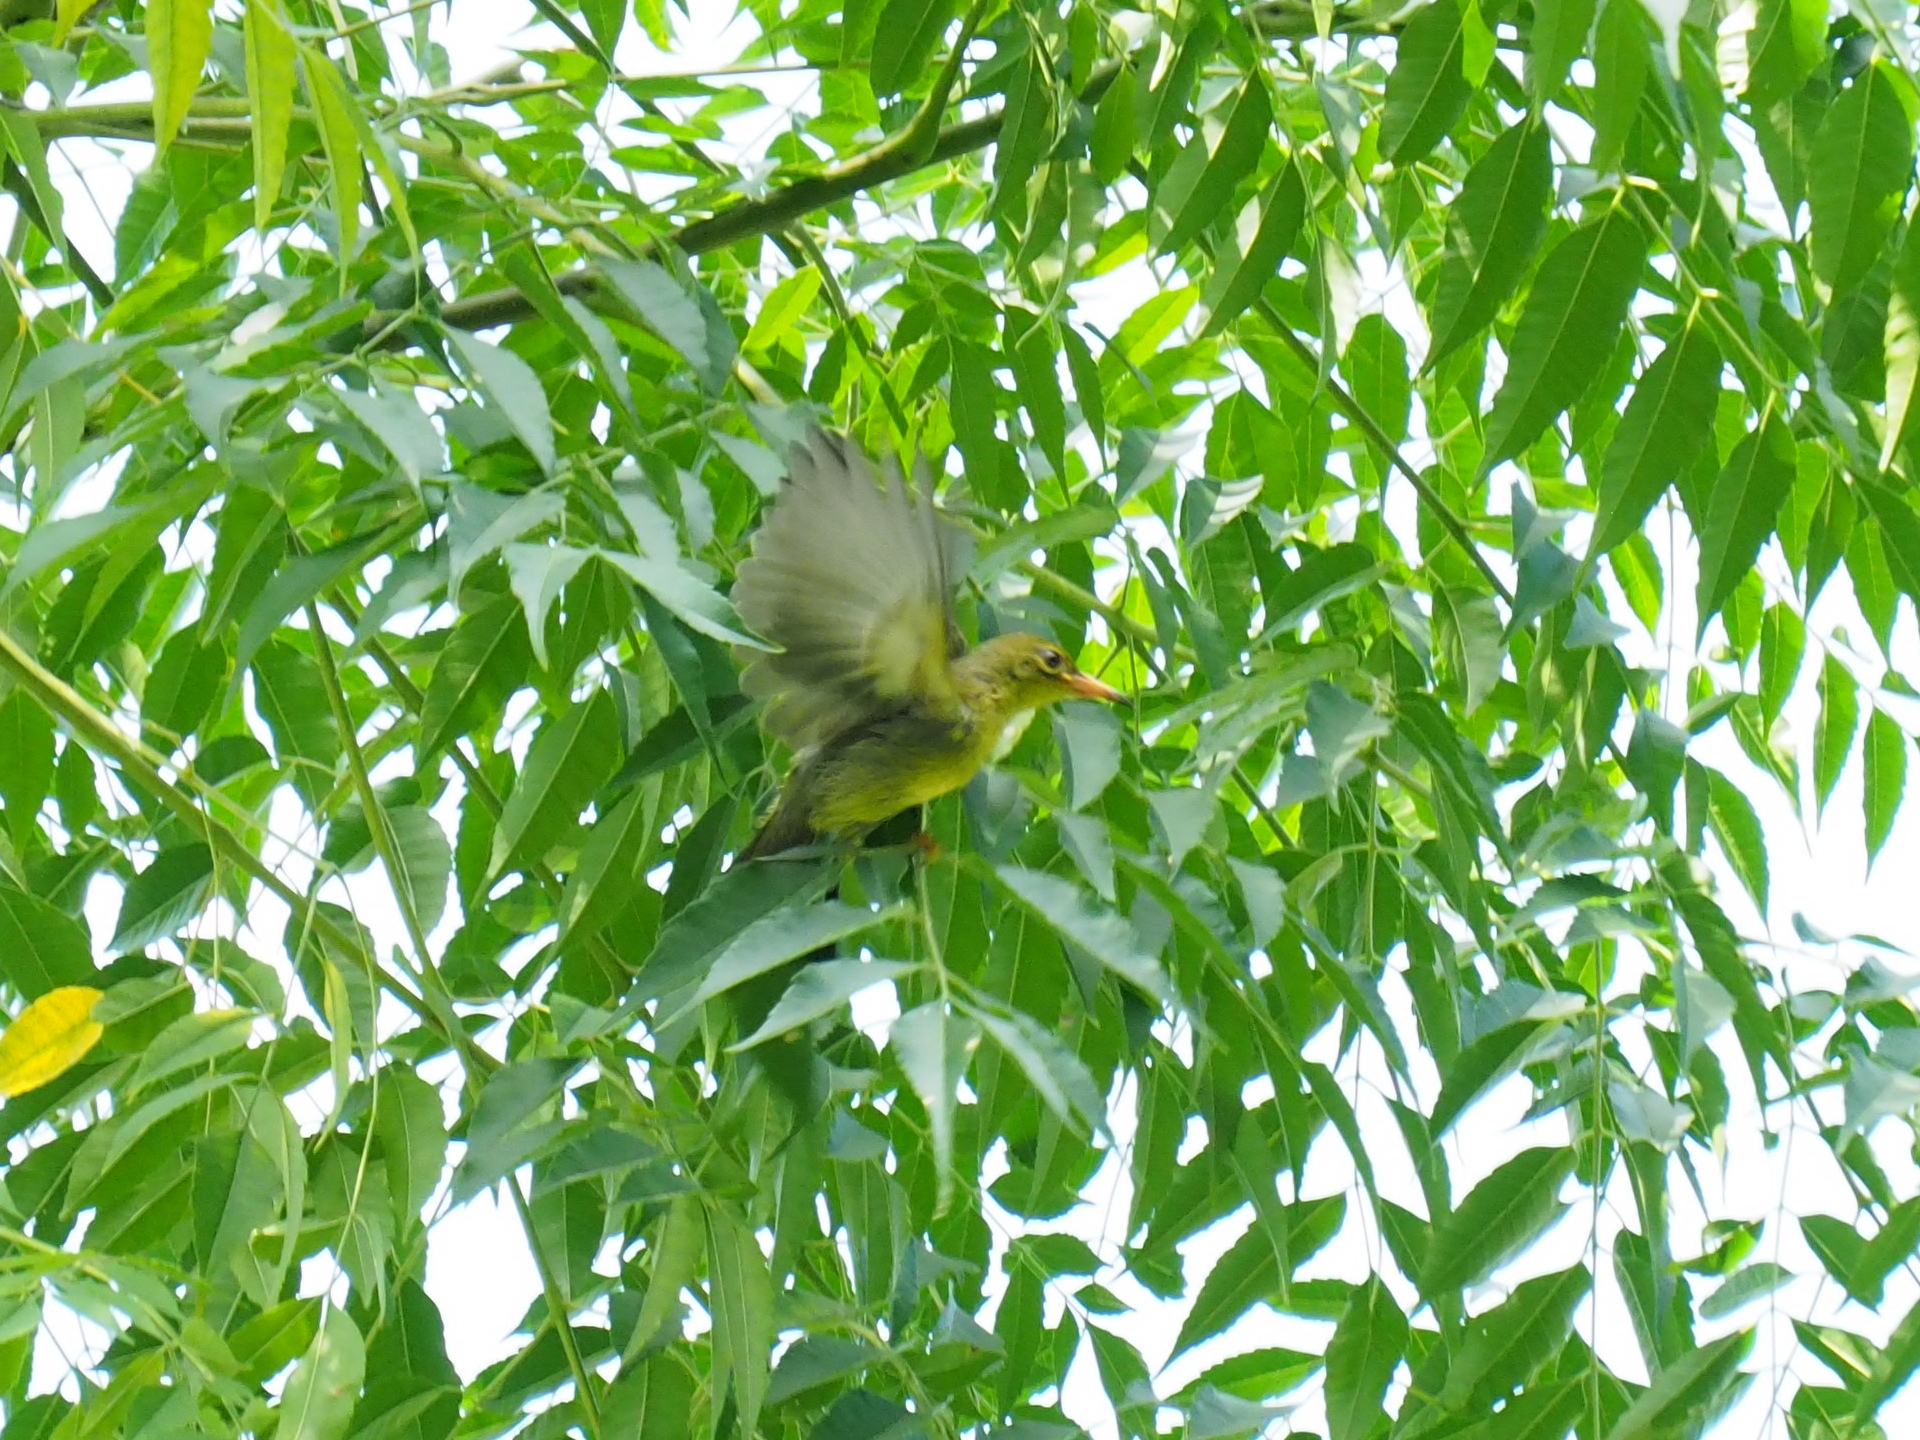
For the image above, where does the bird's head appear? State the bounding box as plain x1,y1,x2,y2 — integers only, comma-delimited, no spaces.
958,632,1124,716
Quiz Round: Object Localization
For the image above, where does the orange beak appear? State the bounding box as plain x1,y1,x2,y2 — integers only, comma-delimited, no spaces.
1063,669,1124,703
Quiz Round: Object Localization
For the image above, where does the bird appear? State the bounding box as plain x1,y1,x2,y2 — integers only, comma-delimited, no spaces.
731,427,1122,861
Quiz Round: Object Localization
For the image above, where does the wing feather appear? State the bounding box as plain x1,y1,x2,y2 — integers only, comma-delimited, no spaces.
732,428,972,751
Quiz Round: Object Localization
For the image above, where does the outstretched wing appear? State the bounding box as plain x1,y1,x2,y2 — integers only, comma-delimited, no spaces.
732,428,972,751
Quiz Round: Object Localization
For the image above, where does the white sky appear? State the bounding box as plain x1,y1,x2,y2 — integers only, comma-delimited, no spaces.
18,2,1920,1437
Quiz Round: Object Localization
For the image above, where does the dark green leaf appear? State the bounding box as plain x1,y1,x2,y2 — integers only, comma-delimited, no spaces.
1483,206,1648,463
1696,413,1797,629
1381,0,1469,164
1427,122,1552,367
1590,321,1722,557
1323,1277,1407,1440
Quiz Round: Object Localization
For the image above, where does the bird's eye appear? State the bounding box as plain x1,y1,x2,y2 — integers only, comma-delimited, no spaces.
1038,648,1066,672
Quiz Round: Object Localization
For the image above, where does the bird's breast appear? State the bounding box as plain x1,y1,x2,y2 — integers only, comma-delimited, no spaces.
804,706,1011,834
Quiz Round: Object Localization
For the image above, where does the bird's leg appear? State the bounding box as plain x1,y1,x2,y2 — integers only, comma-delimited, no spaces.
908,830,943,863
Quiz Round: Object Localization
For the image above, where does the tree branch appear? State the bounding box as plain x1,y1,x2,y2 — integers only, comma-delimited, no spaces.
0,625,457,1038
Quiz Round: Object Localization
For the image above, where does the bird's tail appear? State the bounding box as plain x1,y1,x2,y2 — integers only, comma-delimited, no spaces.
736,788,818,862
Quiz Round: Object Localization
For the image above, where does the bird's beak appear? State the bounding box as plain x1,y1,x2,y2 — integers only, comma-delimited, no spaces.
1063,670,1124,703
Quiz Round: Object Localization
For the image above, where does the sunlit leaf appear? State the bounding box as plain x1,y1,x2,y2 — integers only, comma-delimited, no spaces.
0,986,103,1097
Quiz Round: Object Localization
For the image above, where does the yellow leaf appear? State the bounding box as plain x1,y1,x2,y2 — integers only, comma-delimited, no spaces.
0,986,104,1098
149,0,216,152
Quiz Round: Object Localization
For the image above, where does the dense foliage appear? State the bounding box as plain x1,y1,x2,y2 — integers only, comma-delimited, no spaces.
0,0,1917,1437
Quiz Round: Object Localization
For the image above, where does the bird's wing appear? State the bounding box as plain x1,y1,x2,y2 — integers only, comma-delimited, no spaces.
732,428,973,751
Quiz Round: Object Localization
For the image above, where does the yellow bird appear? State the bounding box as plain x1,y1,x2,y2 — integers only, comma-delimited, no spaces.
732,428,1122,861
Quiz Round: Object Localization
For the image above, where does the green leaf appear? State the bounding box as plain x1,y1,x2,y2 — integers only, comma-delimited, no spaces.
243,0,295,229
1884,219,1920,469
1169,1197,1341,1361
417,593,533,759
0,885,96,996
1090,60,1138,185
888,1002,976,1209
1794,1386,1886,1440
1341,314,1411,445
599,549,760,647
730,959,919,1051
1426,121,1552,367
558,787,657,944
1055,697,1123,809
192,1129,282,1306
1602,1330,1749,1440
868,0,958,96
1530,0,1598,105
299,45,363,262
992,865,1174,1004
581,0,626,58
1809,62,1918,296
338,383,444,487
148,0,214,151
273,1306,364,1440
253,640,341,806
1433,586,1504,712
1759,602,1804,725
1590,321,1722,556
1381,0,1469,164
1423,1146,1574,1295
1814,656,1859,816
503,542,589,672
703,1206,774,1438
143,627,229,748
677,900,900,1017
1743,0,1826,108
446,485,564,593
1695,413,1797,629
1857,1199,1920,1306
1430,1016,1568,1136
1863,709,1907,865
371,1064,446,1225
489,689,621,876
452,1058,571,1201
1201,158,1306,335
1323,1277,1407,1440
445,331,557,475
0,691,52,848
380,804,453,937
1437,1264,1590,1407
232,1300,320,1388
1801,1214,1867,1300
1699,1261,1791,1319
744,268,822,353
602,1359,695,1436
963,1002,1109,1140
1155,77,1272,255
1483,205,1648,463
1855,478,1920,611
632,858,829,1003
1698,763,1769,913
601,259,735,392
234,535,384,680
128,1008,255,1093
110,843,214,953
